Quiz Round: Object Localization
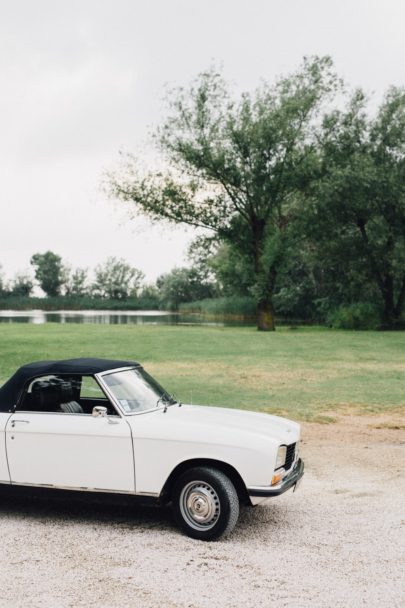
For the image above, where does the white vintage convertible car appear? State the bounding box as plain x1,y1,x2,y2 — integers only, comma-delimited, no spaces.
0,358,304,540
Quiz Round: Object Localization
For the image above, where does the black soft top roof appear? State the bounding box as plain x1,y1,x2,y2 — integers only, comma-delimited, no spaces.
0,358,138,412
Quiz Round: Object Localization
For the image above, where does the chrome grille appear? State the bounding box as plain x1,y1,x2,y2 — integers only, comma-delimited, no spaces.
285,443,296,470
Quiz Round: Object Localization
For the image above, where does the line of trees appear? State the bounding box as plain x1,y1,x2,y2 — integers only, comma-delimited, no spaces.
0,252,215,309
0,253,145,300
107,56,405,330
1,235,404,328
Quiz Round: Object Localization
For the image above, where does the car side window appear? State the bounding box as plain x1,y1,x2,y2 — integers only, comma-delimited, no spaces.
18,375,84,414
77,376,119,416
17,375,119,416
80,376,106,400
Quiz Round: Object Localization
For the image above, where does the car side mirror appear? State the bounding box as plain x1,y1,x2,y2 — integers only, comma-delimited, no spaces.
92,405,119,424
92,405,108,418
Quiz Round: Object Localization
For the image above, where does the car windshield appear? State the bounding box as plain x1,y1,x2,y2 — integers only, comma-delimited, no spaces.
102,368,175,413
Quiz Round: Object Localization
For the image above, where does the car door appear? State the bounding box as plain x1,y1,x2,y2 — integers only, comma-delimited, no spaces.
5,380,135,493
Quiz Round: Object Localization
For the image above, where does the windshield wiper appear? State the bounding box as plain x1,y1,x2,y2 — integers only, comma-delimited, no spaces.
156,391,176,412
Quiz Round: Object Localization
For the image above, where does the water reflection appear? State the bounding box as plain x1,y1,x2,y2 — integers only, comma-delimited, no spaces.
0,310,251,327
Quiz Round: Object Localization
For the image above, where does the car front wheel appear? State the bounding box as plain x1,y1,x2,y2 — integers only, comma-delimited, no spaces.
172,466,240,540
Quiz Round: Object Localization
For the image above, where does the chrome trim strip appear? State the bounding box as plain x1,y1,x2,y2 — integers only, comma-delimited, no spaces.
1,480,158,497
11,411,120,418
97,366,140,377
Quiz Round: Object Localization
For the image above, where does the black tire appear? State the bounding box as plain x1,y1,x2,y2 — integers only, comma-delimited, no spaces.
172,467,239,541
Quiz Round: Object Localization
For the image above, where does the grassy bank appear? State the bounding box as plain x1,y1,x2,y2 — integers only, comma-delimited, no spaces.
0,324,404,422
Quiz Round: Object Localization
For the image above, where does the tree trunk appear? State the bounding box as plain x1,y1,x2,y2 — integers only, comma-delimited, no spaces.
382,306,396,329
251,217,277,331
257,298,275,331
380,275,405,329
393,273,405,326
356,220,403,329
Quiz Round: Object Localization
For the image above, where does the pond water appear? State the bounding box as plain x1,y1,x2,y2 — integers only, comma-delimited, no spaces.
0,310,253,327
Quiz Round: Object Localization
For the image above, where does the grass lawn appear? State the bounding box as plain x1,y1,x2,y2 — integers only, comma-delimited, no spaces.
0,324,404,421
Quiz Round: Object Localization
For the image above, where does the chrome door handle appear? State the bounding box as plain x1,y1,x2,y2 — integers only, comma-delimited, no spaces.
11,420,30,427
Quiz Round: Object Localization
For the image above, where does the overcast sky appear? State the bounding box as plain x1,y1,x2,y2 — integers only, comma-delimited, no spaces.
0,0,404,282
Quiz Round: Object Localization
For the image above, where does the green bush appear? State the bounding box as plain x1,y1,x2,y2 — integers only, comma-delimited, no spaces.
179,296,256,318
328,303,381,330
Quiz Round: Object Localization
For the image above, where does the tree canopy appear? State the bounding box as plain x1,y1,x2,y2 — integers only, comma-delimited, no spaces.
307,87,405,327
92,257,144,300
157,266,217,310
30,251,66,297
108,57,340,330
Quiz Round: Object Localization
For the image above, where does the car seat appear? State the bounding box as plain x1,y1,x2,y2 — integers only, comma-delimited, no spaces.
31,379,62,412
59,381,84,414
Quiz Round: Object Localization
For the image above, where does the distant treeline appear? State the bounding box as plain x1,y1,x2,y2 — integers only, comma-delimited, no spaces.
0,246,401,330
0,295,158,311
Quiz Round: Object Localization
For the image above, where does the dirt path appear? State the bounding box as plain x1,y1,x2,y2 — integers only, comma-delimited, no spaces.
0,414,404,608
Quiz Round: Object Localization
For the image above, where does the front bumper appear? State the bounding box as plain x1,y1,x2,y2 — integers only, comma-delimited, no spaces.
247,458,304,498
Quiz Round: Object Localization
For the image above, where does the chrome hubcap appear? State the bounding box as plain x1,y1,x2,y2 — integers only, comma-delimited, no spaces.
180,481,221,531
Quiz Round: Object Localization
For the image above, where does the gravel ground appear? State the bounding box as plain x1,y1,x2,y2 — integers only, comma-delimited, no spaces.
0,414,404,608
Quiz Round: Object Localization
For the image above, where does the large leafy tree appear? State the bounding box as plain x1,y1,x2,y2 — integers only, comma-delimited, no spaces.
309,88,405,327
30,251,65,297
92,257,144,300
108,57,339,330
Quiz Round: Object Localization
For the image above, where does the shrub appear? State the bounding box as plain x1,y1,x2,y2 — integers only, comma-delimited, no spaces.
328,303,381,330
179,296,256,318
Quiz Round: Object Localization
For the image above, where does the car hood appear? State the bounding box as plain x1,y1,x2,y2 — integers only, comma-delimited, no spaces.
129,403,300,447
176,404,299,442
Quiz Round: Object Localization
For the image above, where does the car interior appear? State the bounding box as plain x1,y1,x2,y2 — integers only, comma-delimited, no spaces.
17,375,119,415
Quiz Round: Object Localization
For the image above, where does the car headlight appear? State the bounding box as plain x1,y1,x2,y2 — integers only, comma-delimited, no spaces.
275,445,287,469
